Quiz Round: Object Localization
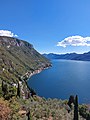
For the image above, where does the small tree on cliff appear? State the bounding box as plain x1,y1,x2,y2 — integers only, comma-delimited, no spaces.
26,108,30,120
74,95,79,120
68,95,74,108
17,81,20,97
2,83,8,99
2,80,4,91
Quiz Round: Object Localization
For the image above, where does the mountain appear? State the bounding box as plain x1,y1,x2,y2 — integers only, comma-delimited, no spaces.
0,36,89,120
0,36,51,84
43,52,90,61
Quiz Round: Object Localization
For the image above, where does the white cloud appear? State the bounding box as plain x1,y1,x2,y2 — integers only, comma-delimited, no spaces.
0,30,18,37
57,35,90,47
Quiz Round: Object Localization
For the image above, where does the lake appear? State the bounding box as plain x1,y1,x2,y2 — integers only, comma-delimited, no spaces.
28,60,90,103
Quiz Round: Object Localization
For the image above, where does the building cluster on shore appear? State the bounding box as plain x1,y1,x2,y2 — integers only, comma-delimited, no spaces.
18,63,51,99
21,63,51,81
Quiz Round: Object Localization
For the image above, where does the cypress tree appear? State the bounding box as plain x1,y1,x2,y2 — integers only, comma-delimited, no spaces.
3,83,8,99
17,81,20,97
74,95,79,120
26,109,30,120
2,80,4,91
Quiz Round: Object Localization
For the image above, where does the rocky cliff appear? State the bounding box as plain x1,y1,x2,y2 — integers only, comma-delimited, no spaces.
0,36,51,84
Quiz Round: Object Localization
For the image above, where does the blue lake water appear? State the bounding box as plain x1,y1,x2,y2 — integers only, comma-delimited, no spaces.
28,60,90,103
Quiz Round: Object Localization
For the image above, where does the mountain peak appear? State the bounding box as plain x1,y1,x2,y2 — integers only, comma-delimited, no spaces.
0,36,33,48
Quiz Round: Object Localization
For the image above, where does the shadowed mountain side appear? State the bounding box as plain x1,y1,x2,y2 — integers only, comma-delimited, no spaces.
43,52,90,61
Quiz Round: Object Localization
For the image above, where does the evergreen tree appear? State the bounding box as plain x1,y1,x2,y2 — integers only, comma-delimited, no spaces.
68,95,74,108
74,95,79,120
2,83,8,99
17,81,20,97
26,109,30,120
2,80,4,91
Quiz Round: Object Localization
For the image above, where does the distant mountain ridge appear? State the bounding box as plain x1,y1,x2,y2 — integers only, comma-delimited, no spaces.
43,51,90,61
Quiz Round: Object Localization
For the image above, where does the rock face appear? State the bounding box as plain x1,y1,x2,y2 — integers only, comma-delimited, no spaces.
0,36,33,48
0,36,51,84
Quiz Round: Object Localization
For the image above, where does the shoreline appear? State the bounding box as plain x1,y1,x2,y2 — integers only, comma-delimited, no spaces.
19,63,52,99
21,63,52,82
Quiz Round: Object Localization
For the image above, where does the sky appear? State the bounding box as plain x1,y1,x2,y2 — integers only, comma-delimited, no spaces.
0,0,90,54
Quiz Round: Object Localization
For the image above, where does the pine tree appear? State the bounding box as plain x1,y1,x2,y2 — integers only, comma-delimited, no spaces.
74,95,79,120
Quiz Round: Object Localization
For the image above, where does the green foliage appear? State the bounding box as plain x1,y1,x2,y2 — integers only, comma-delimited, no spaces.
9,97,21,120
79,104,90,119
2,83,8,98
1,81,16,100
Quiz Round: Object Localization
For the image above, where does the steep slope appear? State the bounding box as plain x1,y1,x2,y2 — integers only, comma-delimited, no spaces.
0,36,51,84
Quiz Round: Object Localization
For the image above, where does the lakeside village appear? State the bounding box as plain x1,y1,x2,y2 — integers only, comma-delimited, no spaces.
11,63,51,99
